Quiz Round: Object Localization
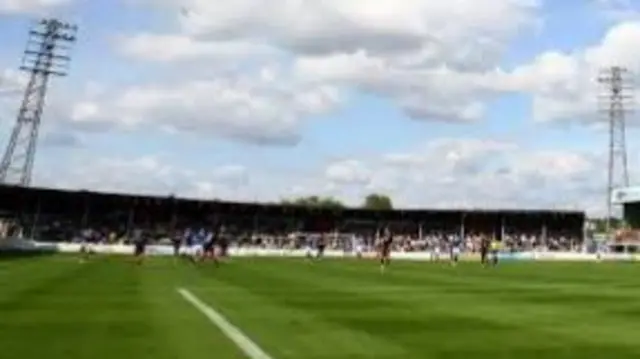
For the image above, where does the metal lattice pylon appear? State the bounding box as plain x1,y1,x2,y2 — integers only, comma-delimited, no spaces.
598,66,634,236
0,19,77,186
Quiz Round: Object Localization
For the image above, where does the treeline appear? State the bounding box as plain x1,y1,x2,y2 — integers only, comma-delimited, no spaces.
280,193,393,210
588,218,625,232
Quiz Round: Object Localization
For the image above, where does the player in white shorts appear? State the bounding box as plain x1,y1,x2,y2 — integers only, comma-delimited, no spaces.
355,240,364,259
78,239,90,263
350,235,364,258
430,241,441,261
185,230,202,262
304,235,315,259
450,239,462,266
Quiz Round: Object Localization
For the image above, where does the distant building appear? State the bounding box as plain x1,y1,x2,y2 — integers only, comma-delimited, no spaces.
612,187,640,228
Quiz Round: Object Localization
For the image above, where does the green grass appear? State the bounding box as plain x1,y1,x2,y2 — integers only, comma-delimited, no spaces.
2,255,640,359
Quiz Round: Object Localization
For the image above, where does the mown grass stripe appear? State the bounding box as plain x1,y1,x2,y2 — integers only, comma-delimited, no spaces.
177,287,274,359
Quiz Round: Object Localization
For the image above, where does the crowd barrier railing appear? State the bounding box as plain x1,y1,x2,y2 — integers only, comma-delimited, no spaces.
1,238,637,262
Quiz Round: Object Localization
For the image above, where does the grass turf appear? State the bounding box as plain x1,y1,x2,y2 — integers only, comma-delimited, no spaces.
2,255,640,358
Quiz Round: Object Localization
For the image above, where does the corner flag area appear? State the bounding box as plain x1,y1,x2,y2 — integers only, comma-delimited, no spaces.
2,256,640,359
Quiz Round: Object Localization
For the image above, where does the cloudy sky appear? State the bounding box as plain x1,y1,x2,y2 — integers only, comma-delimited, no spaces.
1,0,640,216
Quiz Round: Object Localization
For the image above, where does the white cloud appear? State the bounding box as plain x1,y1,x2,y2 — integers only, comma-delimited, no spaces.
594,0,640,21
504,21,640,124
292,51,494,123
176,0,538,57
6,0,633,219
32,137,619,217
117,0,539,124
37,156,174,195
288,19,640,125
210,165,248,185
0,69,26,96
61,70,342,145
23,0,637,145
40,131,84,148
317,138,609,215
325,160,371,185
0,0,71,13
0,69,26,126
116,33,277,62
35,154,266,201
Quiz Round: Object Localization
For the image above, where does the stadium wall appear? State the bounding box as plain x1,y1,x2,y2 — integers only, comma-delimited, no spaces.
1,238,637,262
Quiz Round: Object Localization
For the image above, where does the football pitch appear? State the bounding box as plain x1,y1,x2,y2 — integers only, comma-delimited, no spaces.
2,255,640,359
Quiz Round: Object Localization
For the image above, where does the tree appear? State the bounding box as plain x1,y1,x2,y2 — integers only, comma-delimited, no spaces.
281,196,345,209
590,217,625,233
362,193,393,210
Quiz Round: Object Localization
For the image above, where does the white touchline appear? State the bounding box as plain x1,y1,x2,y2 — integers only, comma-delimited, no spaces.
176,288,274,359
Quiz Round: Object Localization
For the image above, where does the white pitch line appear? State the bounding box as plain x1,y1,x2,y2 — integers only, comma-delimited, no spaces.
176,288,274,359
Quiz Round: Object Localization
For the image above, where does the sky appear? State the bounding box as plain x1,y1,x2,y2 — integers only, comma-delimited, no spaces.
1,0,640,217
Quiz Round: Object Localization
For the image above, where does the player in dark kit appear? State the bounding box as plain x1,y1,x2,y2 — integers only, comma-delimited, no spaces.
480,236,490,266
316,235,327,259
450,237,462,266
133,233,148,265
171,232,182,257
219,226,229,256
490,239,500,266
78,230,94,263
78,240,90,263
379,230,393,273
202,235,214,260
201,229,218,264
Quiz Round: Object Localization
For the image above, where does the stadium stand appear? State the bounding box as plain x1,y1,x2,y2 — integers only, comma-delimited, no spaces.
609,187,640,251
0,184,585,253
619,198,640,230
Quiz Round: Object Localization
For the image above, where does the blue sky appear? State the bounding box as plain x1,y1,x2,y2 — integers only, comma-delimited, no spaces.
0,0,639,215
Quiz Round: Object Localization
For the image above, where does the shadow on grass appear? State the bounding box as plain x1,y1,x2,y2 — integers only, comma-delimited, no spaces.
0,250,56,260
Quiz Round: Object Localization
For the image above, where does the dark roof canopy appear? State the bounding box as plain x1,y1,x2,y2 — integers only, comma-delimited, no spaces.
0,184,585,216
0,184,586,235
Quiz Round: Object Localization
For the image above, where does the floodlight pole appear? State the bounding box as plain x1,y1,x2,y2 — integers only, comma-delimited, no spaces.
598,66,633,240
0,18,78,186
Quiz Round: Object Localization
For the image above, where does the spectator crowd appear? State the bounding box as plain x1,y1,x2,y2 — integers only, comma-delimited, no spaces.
0,184,587,254
0,216,583,254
